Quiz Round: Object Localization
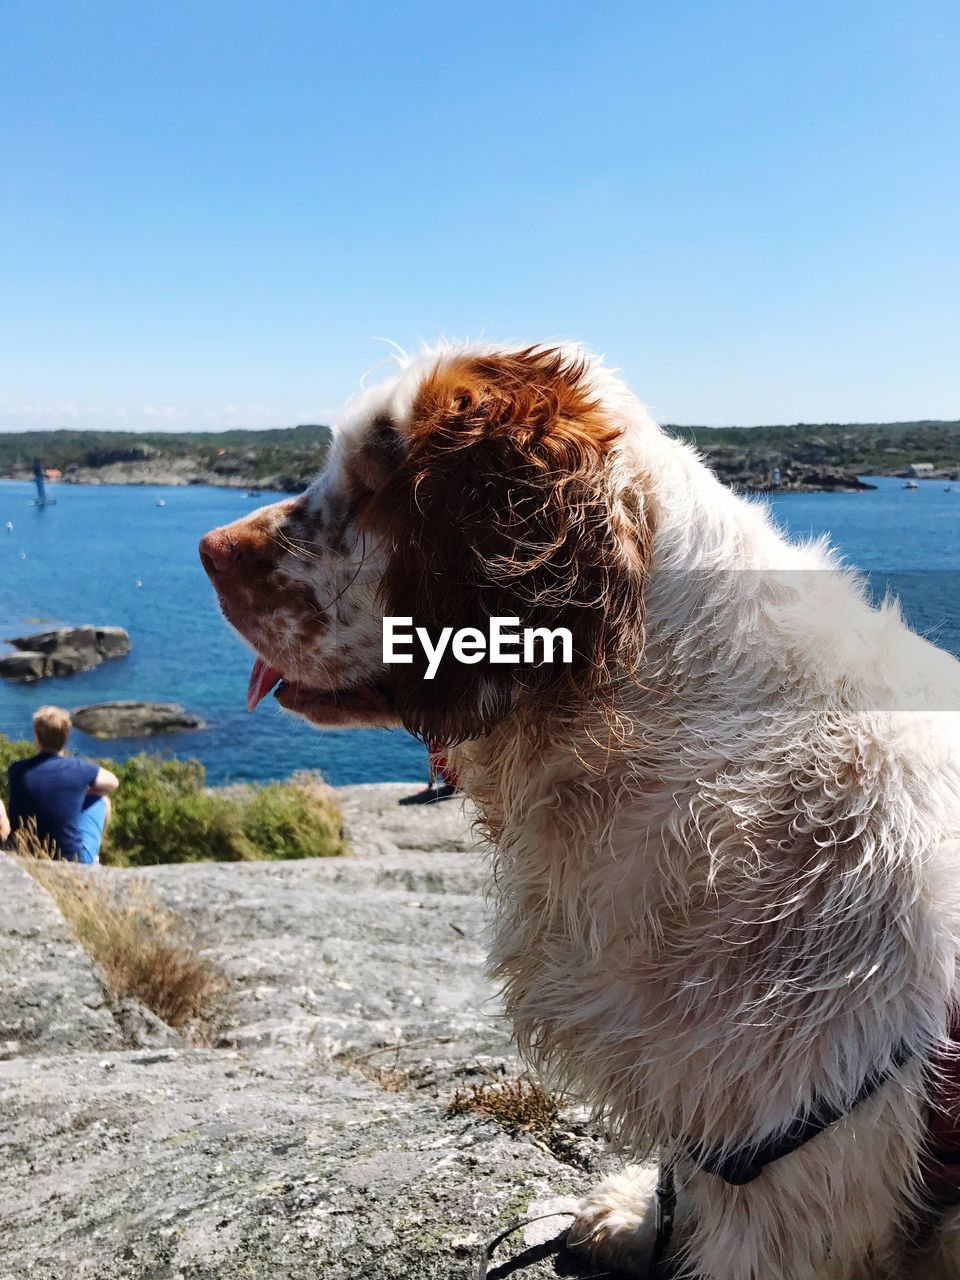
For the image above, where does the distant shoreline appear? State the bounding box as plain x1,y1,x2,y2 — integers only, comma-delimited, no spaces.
2,468,885,497
3,417,958,495
1,467,307,494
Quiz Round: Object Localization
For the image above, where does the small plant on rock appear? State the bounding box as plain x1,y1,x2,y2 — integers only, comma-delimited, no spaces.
446,1069,596,1169
446,1073,562,1136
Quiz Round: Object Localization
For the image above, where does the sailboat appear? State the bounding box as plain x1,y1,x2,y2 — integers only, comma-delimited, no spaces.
31,458,57,507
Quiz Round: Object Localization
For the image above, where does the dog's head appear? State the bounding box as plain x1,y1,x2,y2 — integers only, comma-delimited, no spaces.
200,345,652,741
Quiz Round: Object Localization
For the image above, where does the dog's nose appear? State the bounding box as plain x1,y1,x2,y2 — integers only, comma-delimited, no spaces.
199,527,239,576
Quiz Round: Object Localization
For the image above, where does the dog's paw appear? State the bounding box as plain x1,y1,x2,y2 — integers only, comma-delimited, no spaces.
567,1165,662,1275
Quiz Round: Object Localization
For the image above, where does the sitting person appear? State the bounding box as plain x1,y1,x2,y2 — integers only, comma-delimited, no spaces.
6,706,119,863
0,797,9,844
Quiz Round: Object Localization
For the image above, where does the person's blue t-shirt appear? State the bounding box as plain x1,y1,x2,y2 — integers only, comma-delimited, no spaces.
7,753,99,861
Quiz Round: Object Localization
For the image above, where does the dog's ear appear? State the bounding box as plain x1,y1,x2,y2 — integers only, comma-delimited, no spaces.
363,348,652,743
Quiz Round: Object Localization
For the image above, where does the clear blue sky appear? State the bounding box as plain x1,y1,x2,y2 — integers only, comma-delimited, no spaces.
1,0,957,431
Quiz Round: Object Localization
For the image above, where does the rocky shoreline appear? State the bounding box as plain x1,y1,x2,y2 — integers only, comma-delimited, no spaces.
7,458,877,495
18,453,950,495
4,417,957,496
29,457,307,492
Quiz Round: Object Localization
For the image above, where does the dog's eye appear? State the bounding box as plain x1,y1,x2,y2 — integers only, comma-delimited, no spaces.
347,417,405,503
355,417,404,489
369,416,404,465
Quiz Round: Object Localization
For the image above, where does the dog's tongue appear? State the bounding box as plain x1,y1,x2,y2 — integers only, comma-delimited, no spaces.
246,657,282,712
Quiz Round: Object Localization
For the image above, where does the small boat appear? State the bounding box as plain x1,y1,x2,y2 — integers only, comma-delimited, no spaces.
155,498,166,507
903,480,918,491
245,488,262,498
31,458,57,507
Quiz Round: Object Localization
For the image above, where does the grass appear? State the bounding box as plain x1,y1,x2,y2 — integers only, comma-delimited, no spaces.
446,1069,594,1169
447,1073,562,1135
239,774,349,861
14,821,227,1038
0,735,348,865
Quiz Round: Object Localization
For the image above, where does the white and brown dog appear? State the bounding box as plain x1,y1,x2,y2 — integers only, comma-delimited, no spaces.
201,344,960,1280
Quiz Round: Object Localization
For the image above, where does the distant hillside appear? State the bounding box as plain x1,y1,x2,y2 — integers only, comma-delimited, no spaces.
665,418,960,488
1,417,958,494
0,424,333,492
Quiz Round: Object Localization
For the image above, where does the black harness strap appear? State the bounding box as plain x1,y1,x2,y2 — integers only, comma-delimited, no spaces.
693,1038,916,1186
651,1038,915,1263
651,1155,677,1277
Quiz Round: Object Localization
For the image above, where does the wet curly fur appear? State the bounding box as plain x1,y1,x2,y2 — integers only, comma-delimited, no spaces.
202,343,960,1279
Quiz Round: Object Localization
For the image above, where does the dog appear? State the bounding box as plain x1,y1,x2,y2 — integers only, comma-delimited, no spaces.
201,343,960,1279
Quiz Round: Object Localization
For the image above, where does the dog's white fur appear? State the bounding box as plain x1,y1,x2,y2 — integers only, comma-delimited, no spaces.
427,351,960,1279
212,344,960,1278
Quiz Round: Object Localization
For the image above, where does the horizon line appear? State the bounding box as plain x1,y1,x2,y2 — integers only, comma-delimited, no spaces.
1,416,959,437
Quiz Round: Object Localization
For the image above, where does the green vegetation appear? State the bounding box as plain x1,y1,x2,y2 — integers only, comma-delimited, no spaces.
0,423,332,490
666,418,960,475
3,418,959,492
0,736,347,866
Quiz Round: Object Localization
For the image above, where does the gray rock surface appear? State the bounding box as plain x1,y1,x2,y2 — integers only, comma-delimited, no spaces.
1,625,130,682
336,782,481,855
0,786,615,1280
71,700,206,738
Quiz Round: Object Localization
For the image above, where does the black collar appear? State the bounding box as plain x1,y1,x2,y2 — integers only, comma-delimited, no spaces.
693,1038,916,1186
651,1039,916,1274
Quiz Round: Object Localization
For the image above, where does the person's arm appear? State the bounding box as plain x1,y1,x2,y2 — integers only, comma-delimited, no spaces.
0,800,10,843
88,767,119,796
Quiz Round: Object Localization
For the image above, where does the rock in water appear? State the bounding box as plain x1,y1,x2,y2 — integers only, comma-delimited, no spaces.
0,651,48,682
71,701,206,737
1,625,131,681
92,626,132,659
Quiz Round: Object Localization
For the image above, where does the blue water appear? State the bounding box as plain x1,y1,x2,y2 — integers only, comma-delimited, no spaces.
0,482,426,785
1,477,957,783
767,478,960,659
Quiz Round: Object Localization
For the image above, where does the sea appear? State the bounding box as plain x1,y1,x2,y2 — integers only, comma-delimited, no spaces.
1,477,958,786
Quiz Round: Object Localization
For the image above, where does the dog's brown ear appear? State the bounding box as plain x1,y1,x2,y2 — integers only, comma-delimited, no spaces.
364,348,651,743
